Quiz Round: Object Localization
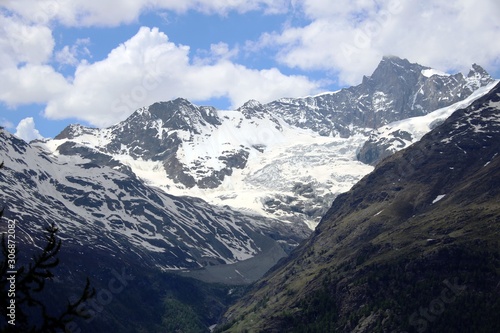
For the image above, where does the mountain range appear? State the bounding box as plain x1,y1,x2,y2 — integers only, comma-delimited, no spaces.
0,56,498,332
42,56,496,229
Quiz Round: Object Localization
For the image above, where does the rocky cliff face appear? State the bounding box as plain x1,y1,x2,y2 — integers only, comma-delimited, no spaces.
267,56,494,137
217,82,500,333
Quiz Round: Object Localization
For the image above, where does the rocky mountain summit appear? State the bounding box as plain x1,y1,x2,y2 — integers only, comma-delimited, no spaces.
267,56,494,136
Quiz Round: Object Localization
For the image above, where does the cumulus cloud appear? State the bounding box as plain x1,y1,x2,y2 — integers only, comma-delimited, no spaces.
43,27,319,127
261,0,500,85
0,64,70,106
0,13,70,106
15,117,44,142
0,14,55,66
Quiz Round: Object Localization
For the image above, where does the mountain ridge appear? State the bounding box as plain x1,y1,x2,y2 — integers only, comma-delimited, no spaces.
43,56,496,228
267,56,494,136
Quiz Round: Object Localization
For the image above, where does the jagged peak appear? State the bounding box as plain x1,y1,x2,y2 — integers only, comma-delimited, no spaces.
150,97,196,111
54,123,96,140
378,55,425,71
468,63,491,78
143,98,222,131
146,98,198,119
239,99,263,109
171,97,196,106
379,55,415,67
381,54,405,62
367,56,427,85
463,64,495,91
236,99,269,119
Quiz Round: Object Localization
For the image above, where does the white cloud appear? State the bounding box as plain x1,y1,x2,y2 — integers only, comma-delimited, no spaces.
209,42,239,60
260,0,500,85
0,13,70,106
2,0,290,27
55,38,91,67
15,117,44,142
0,64,70,106
55,45,78,66
43,27,320,127
193,42,240,65
0,14,55,66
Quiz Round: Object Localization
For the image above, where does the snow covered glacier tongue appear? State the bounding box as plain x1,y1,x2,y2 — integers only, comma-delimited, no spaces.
45,56,497,229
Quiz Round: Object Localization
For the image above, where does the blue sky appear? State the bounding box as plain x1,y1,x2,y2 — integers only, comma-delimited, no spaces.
1,0,500,140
